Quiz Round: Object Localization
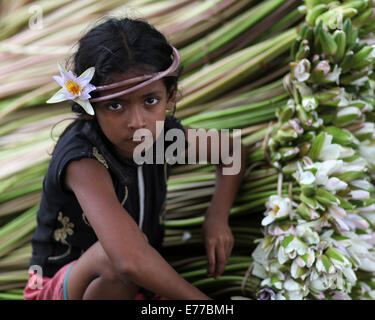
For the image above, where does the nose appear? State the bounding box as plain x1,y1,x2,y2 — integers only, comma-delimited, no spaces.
127,106,146,130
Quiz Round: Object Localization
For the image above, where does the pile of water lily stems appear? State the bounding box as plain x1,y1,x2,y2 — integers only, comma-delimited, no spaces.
10,0,372,300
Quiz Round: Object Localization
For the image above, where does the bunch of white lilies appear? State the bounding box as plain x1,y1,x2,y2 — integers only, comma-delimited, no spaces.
251,0,375,300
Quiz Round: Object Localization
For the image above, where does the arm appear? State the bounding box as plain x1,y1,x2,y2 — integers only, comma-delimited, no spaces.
66,158,210,300
183,126,248,279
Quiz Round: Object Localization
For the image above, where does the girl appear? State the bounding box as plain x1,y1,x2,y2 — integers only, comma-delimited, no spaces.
23,17,247,300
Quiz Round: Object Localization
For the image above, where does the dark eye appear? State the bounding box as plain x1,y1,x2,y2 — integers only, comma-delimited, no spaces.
145,97,160,106
108,103,123,111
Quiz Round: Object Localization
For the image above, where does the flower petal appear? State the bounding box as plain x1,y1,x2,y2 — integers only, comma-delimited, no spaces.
46,88,67,103
52,75,65,88
261,214,275,226
75,99,95,115
78,67,95,86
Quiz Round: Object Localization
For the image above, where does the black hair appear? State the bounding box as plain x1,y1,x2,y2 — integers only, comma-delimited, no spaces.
53,17,182,143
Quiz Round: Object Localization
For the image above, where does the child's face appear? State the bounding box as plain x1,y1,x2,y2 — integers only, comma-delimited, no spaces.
93,70,176,159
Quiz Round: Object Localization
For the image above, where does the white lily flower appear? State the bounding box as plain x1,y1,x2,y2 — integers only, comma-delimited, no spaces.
335,88,351,107
331,292,351,300
352,76,369,87
277,245,290,265
359,143,375,166
354,122,375,138
349,190,370,200
47,64,96,115
289,118,304,134
283,278,306,300
296,224,320,245
337,163,367,175
276,292,287,300
268,261,286,278
326,248,357,284
338,146,356,158
303,248,316,267
318,134,345,161
309,274,332,291
302,96,318,111
252,262,268,279
359,204,375,213
281,236,309,263
261,277,283,290
293,169,315,185
316,255,335,274
267,224,296,236
342,234,375,272
291,258,309,280
360,212,375,225
261,196,292,226
325,177,348,193
324,65,342,85
252,239,273,264
358,257,375,272
293,59,310,82
337,106,362,117
345,214,370,231
328,205,350,232
294,82,313,97
306,160,343,185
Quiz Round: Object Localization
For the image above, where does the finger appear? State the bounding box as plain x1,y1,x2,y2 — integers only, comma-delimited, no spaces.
214,244,227,279
226,236,234,260
205,240,216,277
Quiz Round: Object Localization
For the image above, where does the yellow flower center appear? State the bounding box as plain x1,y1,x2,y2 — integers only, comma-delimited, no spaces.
272,205,280,216
65,80,82,95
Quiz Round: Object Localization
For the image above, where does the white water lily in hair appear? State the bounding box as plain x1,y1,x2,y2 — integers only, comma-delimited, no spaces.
47,64,96,115
261,196,293,226
293,59,310,82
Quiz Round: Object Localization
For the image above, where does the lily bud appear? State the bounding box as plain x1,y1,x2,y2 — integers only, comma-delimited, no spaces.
291,59,311,82
297,202,320,220
279,146,300,161
277,101,296,122
316,187,341,206
300,193,321,210
333,107,362,126
302,96,319,111
282,161,299,175
325,126,357,147
308,60,330,83
353,122,375,141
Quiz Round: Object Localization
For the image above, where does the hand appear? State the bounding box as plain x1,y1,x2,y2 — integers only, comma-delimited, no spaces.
202,213,234,279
